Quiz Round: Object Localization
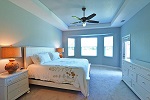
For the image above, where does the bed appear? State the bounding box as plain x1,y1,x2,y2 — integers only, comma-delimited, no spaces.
24,47,90,97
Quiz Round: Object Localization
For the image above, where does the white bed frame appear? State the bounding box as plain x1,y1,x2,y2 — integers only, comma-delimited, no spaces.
24,47,90,96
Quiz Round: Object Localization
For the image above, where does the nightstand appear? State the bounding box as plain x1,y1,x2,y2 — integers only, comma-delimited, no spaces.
0,69,30,100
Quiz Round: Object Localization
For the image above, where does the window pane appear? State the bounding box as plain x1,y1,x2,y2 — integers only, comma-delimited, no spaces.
81,37,97,56
125,41,130,59
68,47,74,56
104,36,113,57
104,47,113,57
68,38,75,56
82,47,97,56
104,36,113,46
81,38,97,46
68,38,75,47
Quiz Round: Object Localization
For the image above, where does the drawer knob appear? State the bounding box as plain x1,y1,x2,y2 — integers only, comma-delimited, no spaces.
142,82,145,84
132,84,135,86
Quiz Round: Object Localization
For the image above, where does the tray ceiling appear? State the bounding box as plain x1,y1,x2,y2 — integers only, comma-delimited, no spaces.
9,0,150,31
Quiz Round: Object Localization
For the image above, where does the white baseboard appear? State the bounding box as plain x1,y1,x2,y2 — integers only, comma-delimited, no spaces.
91,64,121,70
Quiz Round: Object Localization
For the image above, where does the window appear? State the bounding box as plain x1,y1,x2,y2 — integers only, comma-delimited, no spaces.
81,37,97,56
68,38,75,56
104,36,113,57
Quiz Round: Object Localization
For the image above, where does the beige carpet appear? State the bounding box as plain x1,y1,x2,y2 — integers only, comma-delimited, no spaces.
17,66,140,100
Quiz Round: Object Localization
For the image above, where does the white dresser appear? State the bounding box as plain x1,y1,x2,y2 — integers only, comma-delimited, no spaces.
122,59,150,100
0,69,30,100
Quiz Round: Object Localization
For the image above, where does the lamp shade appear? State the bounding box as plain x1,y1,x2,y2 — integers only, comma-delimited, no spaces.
1,47,22,58
56,48,64,53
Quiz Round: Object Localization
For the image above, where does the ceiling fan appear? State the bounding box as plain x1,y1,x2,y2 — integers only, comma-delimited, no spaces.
71,7,99,27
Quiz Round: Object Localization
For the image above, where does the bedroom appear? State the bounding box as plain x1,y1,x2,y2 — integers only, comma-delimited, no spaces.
0,0,150,100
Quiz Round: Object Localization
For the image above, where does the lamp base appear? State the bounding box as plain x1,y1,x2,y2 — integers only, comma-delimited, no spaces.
59,53,63,58
5,60,19,74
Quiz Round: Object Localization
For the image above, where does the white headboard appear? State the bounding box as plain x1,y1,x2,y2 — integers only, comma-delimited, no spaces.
24,47,55,69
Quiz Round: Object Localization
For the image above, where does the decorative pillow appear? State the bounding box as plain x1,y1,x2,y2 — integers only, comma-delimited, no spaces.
51,52,60,60
37,53,52,64
30,54,40,64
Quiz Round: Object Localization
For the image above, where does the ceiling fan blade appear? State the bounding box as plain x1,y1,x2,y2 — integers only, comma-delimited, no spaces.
72,16,81,20
71,21,82,24
87,20,99,23
86,13,96,20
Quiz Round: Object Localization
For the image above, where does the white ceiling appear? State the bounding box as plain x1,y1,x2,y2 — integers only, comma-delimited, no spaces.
9,0,150,31
39,0,124,26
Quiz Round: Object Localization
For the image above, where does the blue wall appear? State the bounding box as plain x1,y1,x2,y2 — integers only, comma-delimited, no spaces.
121,2,150,64
0,0,62,73
0,0,62,47
63,28,121,67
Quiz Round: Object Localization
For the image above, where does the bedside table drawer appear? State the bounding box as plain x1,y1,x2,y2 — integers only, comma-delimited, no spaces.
0,69,29,100
7,71,28,85
8,78,28,93
8,83,29,100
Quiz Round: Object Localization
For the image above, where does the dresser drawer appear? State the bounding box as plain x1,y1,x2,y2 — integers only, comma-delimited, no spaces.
134,65,150,79
137,75,150,93
8,78,28,93
129,70,137,82
123,61,133,70
132,81,150,100
123,76,132,87
122,67,128,76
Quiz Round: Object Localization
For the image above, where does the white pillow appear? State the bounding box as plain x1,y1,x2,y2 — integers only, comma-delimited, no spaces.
30,54,40,64
37,53,52,64
48,52,53,60
51,52,60,60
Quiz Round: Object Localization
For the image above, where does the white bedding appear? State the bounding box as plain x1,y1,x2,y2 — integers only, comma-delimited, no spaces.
27,58,89,96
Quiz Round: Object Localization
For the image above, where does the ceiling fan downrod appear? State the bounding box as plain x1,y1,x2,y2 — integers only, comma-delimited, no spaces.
82,7,86,17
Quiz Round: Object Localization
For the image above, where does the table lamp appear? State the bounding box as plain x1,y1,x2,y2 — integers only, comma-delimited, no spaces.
56,48,64,58
1,46,22,74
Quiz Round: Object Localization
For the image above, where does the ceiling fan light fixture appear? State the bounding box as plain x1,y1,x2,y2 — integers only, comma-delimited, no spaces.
72,7,99,26
83,22,86,27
